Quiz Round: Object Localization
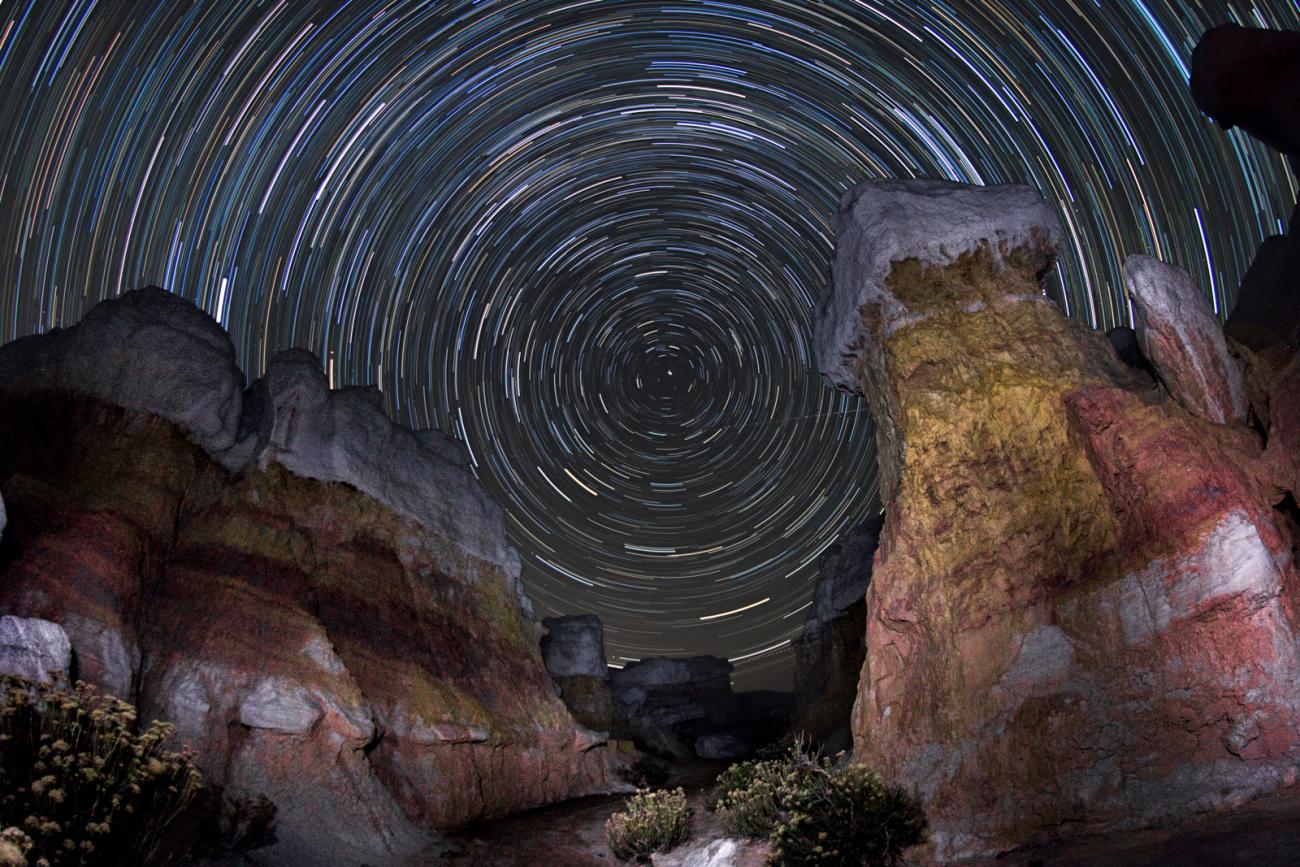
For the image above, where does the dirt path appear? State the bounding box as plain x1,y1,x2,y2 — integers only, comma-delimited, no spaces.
442,760,728,866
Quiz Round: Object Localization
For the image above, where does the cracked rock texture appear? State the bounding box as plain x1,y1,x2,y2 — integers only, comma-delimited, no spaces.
815,179,1300,861
0,288,624,867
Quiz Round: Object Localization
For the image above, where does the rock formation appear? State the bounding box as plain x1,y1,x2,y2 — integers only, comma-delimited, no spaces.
0,616,71,684
814,178,1300,860
791,514,882,749
1124,255,1248,424
541,615,617,733
0,288,625,866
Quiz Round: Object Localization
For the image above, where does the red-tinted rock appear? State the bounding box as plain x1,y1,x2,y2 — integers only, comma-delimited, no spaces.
814,179,1300,861
0,289,627,866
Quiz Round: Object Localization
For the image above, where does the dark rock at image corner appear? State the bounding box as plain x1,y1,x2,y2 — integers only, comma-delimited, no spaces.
1192,24,1300,346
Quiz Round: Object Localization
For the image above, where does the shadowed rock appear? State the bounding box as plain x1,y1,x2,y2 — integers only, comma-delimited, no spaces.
1124,255,1248,424
0,287,246,464
1191,24,1300,155
541,614,609,680
791,514,882,748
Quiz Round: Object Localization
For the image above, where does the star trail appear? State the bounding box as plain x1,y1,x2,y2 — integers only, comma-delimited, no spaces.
0,0,1296,689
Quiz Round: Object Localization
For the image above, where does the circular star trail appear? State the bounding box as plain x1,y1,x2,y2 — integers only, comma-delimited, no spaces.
0,1,1296,689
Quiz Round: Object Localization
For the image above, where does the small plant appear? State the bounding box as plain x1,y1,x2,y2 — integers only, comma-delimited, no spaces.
0,675,202,866
769,764,925,866
618,754,669,789
604,787,690,862
708,734,821,837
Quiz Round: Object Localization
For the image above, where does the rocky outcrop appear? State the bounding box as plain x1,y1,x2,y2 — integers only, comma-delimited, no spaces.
541,615,616,732
1124,255,1247,424
791,515,882,749
0,288,624,867
0,616,71,683
814,179,1300,861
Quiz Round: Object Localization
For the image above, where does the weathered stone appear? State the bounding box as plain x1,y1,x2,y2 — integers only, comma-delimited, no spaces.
553,674,616,733
1124,255,1247,424
541,614,609,679
248,349,515,574
817,178,1300,861
1265,354,1300,500
651,836,771,867
0,290,625,867
0,287,246,464
0,616,71,683
813,178,1060,503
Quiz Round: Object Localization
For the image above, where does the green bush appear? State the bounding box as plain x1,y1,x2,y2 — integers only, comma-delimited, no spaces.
768,764,925,866
604,787,690,862
0,676,202,866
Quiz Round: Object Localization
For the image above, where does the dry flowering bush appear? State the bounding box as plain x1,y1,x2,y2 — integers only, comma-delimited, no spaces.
707,734,925,866
604,787,690,862
0,676,201,866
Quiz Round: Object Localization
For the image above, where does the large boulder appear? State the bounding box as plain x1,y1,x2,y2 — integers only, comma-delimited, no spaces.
610,656,739,758
0,616,71,683
1124,255,1247,424
0,287,246,465
814,179,1300,861
0,290,623,867
541,614,609,679
791,515,882,747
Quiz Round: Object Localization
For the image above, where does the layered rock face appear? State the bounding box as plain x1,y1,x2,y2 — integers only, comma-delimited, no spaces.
814,179,1300,860
0,289,622,866
791,514,882,749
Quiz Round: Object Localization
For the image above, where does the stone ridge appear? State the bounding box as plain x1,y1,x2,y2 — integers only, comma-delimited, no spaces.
813,178,1062,391
0,287,518,579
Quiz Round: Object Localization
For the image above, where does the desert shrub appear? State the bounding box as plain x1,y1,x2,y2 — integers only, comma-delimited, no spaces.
708,734,821,836
618,754,669,789
0,676,202,866
604,787,690,862
768,764,925,867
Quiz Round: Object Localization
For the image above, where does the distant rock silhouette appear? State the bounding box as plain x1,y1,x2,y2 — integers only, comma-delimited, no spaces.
791,514,882,750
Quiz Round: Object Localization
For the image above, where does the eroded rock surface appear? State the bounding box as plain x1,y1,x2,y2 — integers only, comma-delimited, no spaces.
814,179,1300,861
1124,254,1247,424
0,289,623,867
0,616,71,683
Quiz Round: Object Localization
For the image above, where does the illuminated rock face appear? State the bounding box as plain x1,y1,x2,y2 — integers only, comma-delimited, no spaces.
0,290,622,867
815,179,1300,861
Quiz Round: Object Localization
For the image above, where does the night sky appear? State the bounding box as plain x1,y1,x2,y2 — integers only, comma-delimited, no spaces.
0,1,1296,690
